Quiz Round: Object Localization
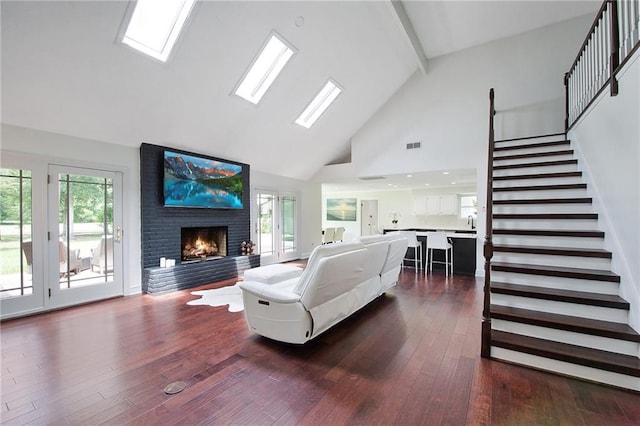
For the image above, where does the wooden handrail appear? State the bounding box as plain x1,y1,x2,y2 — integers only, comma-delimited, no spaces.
565,0,639,130
481,88,495,358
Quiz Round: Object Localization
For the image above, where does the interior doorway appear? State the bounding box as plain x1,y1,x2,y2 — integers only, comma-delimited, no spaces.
360,199,379,236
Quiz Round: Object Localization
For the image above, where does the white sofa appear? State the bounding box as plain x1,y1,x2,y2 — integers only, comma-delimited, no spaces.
238,234,408,344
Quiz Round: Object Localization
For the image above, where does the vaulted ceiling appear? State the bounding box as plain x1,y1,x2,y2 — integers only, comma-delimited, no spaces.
1,1,599,181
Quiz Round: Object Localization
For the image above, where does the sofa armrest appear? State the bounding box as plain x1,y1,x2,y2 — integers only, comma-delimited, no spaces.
239,281,301,304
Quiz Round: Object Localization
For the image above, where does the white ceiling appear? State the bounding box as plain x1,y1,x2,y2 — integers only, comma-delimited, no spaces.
322,168,477,193
1,1,600,182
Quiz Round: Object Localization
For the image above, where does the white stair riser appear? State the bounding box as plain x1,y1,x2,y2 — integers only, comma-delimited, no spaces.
493,218,598,229
491,293,627,323
494,164,577,176
491,271,620,294
493,205,594,214
492,235,605,249
494,154,574,167
493,177,584,187
494,136,568,147
493,189,588,200
493,252,611,270
491,347,640,391
492,319,639,357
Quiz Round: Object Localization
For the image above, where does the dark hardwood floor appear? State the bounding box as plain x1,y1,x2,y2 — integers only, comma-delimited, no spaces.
2,268,639,425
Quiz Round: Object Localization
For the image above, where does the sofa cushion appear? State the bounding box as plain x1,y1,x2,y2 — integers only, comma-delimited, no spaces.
293,241,364,295
298,247,368,310
243,263,303,284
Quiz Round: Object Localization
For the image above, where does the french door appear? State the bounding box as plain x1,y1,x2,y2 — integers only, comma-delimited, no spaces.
255,190,298,265
47,165,124,308
0,162,46,317
1,160,124,319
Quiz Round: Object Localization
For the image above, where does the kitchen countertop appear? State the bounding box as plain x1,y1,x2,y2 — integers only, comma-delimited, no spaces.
384,228,477,239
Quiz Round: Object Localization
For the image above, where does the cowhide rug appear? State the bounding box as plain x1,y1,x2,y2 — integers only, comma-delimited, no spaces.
187,283,244,312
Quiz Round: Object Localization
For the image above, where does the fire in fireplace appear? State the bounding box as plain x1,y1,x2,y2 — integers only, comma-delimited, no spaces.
181,226,228,262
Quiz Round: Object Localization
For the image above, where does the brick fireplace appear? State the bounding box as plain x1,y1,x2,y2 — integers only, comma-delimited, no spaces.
140,143,259,294
181,226,227,261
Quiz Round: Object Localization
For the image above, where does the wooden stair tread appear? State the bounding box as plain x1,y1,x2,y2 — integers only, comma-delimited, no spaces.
491,262,620,282
493,229,604,238
490,305,640,342
494,140,570,152
494,171,582,181
493,213,597,219
493,244,611,258
494,150,574,161
493,183,587,192
494,197,592,205
491,330,640,377
494,159,577,170
490,282,627,308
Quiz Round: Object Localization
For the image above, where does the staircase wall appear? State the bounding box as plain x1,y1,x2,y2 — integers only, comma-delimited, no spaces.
568,51,640,331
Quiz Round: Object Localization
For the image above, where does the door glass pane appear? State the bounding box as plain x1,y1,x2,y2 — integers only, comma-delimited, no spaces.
0,168,33,298
58,174,113,289
257,193,275,256
281,195,296,253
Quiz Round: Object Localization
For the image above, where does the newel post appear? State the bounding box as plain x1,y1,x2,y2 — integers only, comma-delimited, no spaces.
609,0,620,96
481,88,495,359
563,72,570,132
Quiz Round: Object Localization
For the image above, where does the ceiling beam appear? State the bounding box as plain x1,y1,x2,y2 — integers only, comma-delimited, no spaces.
387,0,429,75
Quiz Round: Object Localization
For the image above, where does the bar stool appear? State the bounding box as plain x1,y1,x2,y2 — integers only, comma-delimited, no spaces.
426,231,453,276
395,230,423,273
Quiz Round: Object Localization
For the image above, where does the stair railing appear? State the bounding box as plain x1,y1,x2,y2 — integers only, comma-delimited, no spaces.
481,88,495,358
565,0,640,130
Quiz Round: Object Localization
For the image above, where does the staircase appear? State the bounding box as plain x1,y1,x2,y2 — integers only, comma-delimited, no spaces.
487,132,640,391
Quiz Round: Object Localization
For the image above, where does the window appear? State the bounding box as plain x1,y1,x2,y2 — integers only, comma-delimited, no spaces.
121,0,196,62
460,194,477,219
295,79,342,128
234,32,296,105
0,168,33,297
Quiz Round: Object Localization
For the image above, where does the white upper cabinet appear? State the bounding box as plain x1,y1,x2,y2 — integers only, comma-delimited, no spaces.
414,195,427,214
425,194,457,215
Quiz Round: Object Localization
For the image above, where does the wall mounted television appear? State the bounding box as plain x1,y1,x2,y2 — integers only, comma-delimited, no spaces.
163,150,243,209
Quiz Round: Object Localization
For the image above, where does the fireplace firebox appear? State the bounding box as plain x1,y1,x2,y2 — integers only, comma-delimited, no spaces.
181,226,228,262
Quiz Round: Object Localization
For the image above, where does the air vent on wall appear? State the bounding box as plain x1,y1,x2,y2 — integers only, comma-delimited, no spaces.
406,142,422,150
359,176,387,181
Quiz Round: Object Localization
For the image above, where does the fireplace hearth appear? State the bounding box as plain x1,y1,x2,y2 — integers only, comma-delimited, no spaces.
181,226,227,262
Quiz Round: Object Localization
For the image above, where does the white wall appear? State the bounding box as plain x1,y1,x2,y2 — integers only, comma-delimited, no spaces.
1,123,142,295
314,14,594,275
569,52,640,331
250,170,322,258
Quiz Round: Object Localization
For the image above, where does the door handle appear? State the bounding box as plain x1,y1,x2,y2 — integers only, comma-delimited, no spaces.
115,226,122,242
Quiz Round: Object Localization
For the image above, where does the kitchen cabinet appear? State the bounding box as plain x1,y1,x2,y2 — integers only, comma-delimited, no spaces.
413,195,427,214
425,194,457,215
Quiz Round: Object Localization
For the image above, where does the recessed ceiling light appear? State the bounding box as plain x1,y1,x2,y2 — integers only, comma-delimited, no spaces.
121,0,196,62
234,32,296,105
442,171,449,175
424,183,430,186
407,174,413,178
295,79,342,128
451,182,457,184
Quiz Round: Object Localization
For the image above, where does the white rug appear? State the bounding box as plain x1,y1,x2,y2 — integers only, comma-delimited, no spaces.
187,283,244,312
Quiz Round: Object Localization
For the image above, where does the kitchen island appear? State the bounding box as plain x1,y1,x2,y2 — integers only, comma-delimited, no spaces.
383,228,477,275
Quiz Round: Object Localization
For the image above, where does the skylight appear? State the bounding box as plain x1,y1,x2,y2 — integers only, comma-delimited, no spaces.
122,0,196,62
295,79,342,129
234,33,296,105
